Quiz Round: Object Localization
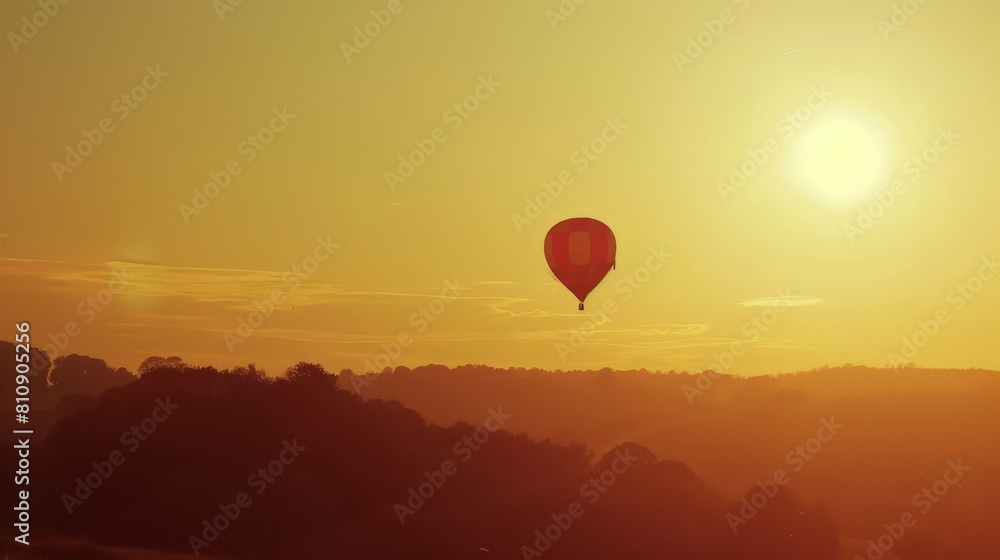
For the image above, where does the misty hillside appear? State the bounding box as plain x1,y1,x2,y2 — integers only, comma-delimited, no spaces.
1,342,837,559
1,342,993,559
347,364,999,560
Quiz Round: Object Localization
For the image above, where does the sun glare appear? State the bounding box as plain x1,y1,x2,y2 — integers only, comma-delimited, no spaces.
795,116,889,206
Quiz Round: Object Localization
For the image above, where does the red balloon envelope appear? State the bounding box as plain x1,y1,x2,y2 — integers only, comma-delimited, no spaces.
544,218,616,310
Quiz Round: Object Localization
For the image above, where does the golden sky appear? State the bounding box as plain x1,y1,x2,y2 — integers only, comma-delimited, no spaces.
2,0,999,375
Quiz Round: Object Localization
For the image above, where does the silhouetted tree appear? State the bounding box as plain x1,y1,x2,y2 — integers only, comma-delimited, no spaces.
137,355,187,375
48,354,133,398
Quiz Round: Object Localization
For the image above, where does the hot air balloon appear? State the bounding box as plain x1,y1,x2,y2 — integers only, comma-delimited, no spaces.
544,218,616,310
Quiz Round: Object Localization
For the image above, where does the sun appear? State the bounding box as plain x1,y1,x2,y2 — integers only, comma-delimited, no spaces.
795,115,890,206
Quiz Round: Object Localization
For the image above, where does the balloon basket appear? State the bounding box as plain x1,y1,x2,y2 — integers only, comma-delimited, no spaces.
579,303,584,311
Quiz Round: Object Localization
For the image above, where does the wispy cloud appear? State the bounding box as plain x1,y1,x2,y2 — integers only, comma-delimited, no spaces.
1,258,834,374
634,323,711,336
738,295,824,308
